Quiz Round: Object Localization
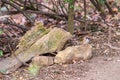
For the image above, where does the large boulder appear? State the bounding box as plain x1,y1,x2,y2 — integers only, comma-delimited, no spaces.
0,23,72,74
54,44,92,64
17,27,72,63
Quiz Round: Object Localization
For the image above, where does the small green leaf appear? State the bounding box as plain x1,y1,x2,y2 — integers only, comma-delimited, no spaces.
0,50,3,57
0,29,4,34
70,5,74,8
28,64,39,76
98,0,105,4
10,0,14,3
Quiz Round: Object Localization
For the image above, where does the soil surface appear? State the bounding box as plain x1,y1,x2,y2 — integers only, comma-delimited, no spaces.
1,30,120,80
80,56,120,80
2,56,120,80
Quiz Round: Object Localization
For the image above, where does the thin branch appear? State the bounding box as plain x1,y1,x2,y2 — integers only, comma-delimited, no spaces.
0,20,28,32
58,0,66,15
84,0,87,31
104,43,120,50
1,0,34,25
104,0,114,16
51,0,62,14
90,0,100,11
35,3,56,13
12,0,23,7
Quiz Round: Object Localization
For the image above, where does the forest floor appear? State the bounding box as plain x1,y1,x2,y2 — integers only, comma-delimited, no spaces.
1,29,120,80
0,0,120,79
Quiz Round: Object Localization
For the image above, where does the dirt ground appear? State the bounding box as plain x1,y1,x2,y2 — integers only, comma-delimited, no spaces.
1,29,120,80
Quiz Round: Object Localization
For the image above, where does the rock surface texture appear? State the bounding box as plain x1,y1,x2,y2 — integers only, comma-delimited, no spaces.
54,44,92,64
30,56,54,67
0,23,72,74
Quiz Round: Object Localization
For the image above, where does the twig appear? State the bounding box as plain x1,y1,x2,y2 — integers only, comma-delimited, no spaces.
104,20,120,50
104,43,120,50
33,2,56,13
1,0,34,25
51,0,62,14
90,0,100,11
84,0,87,31
0,15,10,19
58,0,66,15
104,0,114,16
0,20,28,32
12,0,23,7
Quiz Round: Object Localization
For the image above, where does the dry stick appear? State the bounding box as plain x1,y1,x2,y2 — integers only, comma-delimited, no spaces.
96,0,106,18
104,23,120,50
51,0,58,13
91,0,106,18
33,2,56,13
29,0,36,10
4,4,10,11
12,0,23,7
90,0,106,20
104,43,120,50
90,0,119,50
51,0,62,15
1,0,34,25
0,10,85,23
84,0,87,31
104,1,119,50
90,0,100,11
0,13,28,32
58,0,66,15
0,14,27,31
0,20,28,32
24,0,27,10
0,12,28,32
104,0,114,16
24,10,84,22
62,0,68,13
35,0,38,10
108,25,112,45
1,10,67,20
55,0,63,15
96,0,101,10
0,15,10,19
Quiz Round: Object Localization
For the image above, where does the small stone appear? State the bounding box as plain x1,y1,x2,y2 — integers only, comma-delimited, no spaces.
31,56,54,67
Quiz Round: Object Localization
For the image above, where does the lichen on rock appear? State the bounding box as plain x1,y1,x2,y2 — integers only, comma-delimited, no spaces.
0,24,72,74
15,22,50,55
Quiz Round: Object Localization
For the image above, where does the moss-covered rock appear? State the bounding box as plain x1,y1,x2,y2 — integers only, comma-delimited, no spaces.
18,27,72,62
0,24,72,74
15,22,50,55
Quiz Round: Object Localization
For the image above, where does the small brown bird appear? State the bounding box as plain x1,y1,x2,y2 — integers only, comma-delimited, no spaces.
79,36,90,44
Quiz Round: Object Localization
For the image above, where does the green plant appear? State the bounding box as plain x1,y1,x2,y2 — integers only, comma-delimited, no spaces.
28,64,39,76
0,29,4,34
64,0,74,8
0,50,3,57
98,0,105,4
